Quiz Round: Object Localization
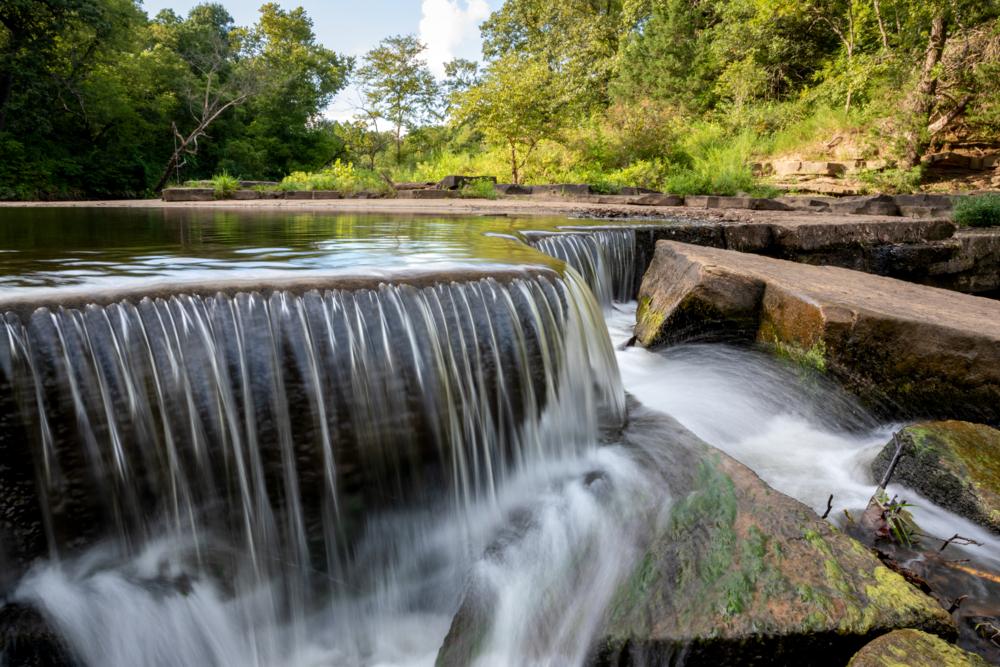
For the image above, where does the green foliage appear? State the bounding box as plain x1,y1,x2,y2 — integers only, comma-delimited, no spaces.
279,160,392,196
356,34,438,163
954,194,1000,228
876,491,919,548
0,0,349,199
458,178,498,200
453,54,569,184
857,166,925,194
210,171,240,198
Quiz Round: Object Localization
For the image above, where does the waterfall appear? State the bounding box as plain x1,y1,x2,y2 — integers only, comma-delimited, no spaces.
528,230,637,304
0,271,634,666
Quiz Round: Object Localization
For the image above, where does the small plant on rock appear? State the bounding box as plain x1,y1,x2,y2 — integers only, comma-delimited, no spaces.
210,172,240,199
954,194,1000,228
876,490,919,548
459,178,499,199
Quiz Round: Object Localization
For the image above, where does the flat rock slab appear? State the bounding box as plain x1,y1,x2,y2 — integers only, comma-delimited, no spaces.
162,188,215,202
848,629,988,667
635,242,1000,421
437,407,955,666
397,189,459,199
872,422,1000,533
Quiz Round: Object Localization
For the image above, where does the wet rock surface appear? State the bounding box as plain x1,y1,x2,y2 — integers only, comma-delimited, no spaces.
872,422,1000,533
438,406,955,666
634,242,1000,422
0,603,78,667
848,629,988,667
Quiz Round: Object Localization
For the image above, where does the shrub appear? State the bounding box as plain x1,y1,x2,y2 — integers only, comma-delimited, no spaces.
459,178,499,199
280,160,394,196
210,172,240,199
953,194,1000,228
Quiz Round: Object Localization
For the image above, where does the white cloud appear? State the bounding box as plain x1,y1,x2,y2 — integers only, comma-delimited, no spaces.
419,0,491,77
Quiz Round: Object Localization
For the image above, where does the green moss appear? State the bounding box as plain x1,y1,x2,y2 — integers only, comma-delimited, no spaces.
772,338,827,373
636,295,666,345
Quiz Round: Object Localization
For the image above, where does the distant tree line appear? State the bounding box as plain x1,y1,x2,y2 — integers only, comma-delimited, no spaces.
0,1,349,199
2,0,998,197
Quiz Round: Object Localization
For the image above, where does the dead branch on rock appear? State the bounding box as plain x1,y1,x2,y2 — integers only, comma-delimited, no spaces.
947,595,968,613
939,533,985,553
821,494,834,520
878,432,906,489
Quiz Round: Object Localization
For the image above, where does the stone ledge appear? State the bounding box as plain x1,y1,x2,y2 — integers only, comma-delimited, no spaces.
635,242,1000,421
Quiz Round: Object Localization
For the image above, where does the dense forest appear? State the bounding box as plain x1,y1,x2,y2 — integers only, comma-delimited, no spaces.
1,0,998,199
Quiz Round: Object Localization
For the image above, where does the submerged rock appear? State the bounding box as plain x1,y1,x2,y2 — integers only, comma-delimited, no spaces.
438,406,955,666
0,603,77,667
634,241,1000,422
848,629,988,667
871,422,1000,533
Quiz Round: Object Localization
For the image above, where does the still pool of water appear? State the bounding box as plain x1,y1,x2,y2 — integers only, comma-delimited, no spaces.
0,208,638,295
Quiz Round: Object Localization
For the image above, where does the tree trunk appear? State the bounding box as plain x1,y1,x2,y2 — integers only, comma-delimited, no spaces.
904,13,948,167
154,147,184,193
872,0,890,51
510,143,519,185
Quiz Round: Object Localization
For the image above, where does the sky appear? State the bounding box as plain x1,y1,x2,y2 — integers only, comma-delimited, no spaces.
140,0,501,119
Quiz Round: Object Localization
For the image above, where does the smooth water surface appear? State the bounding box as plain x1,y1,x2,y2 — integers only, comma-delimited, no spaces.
0,208,639,295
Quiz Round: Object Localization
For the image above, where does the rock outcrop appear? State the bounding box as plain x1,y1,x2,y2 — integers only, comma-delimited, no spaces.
872,422,1000,533
634,242,1000,422
438,406,955,666
848,629,988,667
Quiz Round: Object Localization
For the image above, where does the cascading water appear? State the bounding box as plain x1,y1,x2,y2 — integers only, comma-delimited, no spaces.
527,230,637,304
0,270,656,667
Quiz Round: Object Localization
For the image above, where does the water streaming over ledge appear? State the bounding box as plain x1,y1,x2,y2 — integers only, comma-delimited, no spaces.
526,230,637,304
0,270,642,666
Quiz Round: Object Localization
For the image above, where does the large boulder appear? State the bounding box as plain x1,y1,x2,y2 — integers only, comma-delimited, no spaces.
438,406,955,666
871,422,1000,533
848,629,988,667
634,242,1000,422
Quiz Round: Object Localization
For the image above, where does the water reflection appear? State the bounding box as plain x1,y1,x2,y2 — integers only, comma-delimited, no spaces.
0,208,634,294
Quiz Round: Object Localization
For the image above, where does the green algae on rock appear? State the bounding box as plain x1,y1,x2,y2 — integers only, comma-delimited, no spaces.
871,422,1000,533
597,445,955,666
848,629,989,667
437,406,956,667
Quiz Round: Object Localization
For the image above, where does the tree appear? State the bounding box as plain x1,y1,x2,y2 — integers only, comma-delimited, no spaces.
441,58,480,113
453,55,567,184
356,34,438,163
480,0,627,112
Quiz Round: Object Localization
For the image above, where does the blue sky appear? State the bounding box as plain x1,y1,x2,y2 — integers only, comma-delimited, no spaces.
140,0,502,119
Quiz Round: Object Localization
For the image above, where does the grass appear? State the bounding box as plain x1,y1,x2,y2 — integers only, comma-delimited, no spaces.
954,193,1000,228
458,178,498,199
210,172,240,199
280,160,394,196
857,166,924,194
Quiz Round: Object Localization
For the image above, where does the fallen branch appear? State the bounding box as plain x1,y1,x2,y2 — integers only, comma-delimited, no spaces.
878,431,906,490
947,595,968,613
821,494,834,520
939,533,985,553
929,94,973,136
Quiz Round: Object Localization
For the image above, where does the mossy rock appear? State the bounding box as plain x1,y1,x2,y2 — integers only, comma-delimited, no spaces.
597,443,955,666
437,407,955,667
848,629,989,667
871,422,1000,533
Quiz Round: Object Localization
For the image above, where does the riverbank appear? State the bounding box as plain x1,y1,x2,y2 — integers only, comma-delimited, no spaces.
0,194,944,224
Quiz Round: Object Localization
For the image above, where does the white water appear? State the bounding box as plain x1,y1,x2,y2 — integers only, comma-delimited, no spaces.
607,303,1000,569
12,445,659,667
5,271,657,667
7,229,1000,667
